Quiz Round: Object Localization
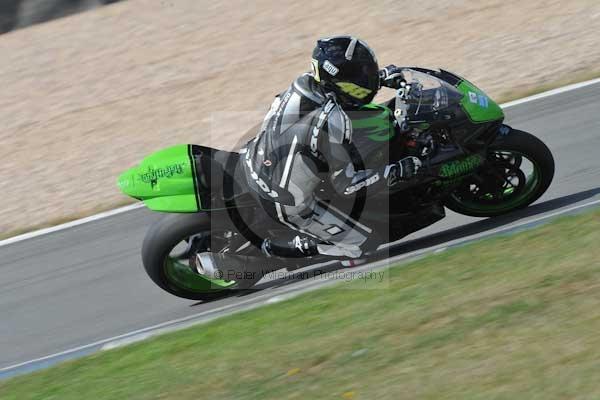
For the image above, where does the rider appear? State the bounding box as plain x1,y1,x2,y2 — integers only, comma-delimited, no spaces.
242,35,421,259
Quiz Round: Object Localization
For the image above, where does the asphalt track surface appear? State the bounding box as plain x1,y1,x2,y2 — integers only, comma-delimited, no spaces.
1,81,600,377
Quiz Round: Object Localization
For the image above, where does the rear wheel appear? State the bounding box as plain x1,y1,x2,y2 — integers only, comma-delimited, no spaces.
142,213,259,301
444,130,554,217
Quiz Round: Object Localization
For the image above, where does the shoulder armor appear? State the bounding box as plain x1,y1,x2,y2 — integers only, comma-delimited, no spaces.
326,103,352,144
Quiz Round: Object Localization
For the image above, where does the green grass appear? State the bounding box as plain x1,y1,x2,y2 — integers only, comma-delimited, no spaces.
2,209,600,399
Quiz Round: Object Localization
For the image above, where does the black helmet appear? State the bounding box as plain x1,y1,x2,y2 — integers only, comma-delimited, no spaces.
311,36,380,106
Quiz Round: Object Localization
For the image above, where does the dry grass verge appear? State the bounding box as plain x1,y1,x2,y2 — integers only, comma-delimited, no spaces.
1,0,599,236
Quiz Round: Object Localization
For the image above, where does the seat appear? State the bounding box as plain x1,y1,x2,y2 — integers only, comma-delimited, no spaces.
190,145,248,209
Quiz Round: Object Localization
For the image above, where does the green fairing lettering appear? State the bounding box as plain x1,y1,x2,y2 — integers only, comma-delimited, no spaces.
439,155,482,179
140,163,186,188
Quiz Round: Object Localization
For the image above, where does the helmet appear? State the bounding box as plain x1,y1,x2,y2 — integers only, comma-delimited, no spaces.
311,36,380,106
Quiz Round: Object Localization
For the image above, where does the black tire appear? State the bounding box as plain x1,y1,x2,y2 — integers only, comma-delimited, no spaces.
444,130,554,217
142,213,245,301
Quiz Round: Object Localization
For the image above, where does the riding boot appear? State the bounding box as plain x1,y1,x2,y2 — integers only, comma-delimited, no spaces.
261,235,320,258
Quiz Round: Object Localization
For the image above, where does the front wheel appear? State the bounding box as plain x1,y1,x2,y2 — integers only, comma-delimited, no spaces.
444,130,554,218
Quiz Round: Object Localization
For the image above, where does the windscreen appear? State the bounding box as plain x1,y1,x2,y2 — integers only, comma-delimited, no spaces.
397,69,463,118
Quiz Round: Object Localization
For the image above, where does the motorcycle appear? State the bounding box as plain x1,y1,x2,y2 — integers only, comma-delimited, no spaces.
117,68,554,300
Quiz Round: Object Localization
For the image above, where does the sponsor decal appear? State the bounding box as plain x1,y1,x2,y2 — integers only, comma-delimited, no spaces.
293,236,308,253
323,60,339,76
439,154,482,179
139,163,186,188
245,152,279,198
335,82,372,100
468,91,489,108
344,173,380,195
468,91,478,104
478,94,489,108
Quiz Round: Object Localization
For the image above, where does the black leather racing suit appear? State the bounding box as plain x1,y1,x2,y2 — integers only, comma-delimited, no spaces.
242,74,399,258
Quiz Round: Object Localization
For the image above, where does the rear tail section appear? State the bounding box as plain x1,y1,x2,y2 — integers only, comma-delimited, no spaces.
117,145,202,212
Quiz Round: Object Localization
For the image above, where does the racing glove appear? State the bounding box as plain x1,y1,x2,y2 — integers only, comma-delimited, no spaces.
383,156,422,186
379,64,405,88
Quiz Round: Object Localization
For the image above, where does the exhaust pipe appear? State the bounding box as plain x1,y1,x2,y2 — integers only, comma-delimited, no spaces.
196,252,222,279
195,252,283,282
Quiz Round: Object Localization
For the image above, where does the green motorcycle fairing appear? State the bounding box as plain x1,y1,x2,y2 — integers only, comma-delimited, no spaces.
456,79,504,123
354,71,503,141
117,144,203,212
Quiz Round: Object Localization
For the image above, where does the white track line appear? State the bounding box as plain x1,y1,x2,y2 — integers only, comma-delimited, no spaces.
1,76,599,248
501,77,600,109
0,203,144,247
2,197,599,375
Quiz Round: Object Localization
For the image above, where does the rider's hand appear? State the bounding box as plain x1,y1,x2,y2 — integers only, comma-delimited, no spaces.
379,64,405,88
384,156,422,186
